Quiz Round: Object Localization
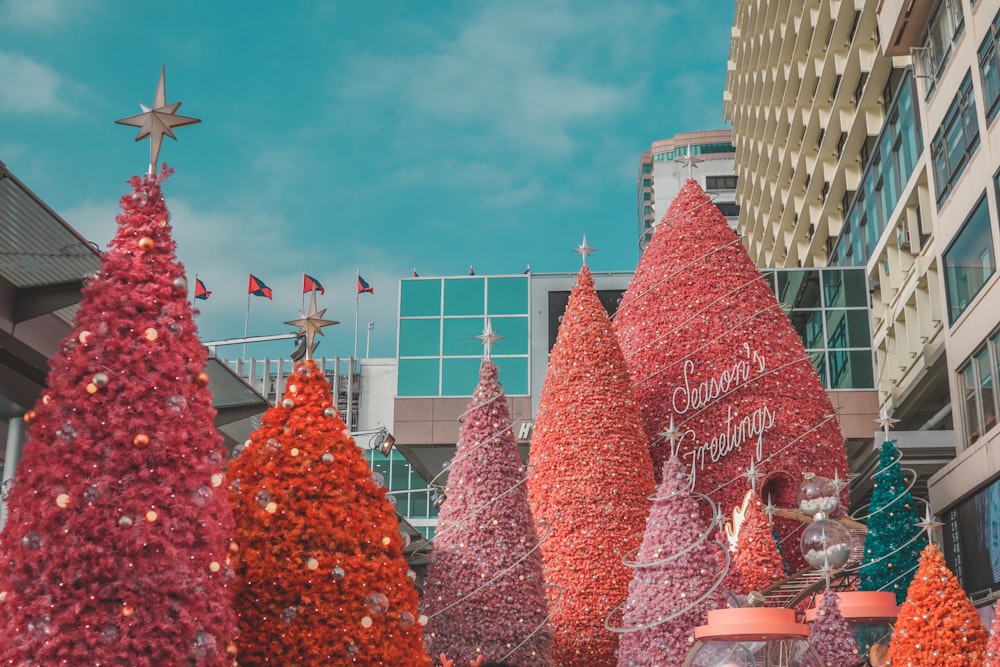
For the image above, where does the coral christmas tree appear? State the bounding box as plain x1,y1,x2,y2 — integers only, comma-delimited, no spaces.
422,356,552,666
227,338,429,665
860,438,922,604
986,600,1000,667
613,180,848,531
614,456,728,666
733,490,786,593
807,592,861,667
527,263,656,666
0,169,237,665
884,542,986,665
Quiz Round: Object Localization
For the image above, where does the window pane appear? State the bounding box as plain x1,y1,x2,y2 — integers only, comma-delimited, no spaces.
828,350,875,389
487,277,528,315
826,310,872,348
491,316,529,355
494,357,529,395
787,309,825,349
399,319,441,357
397,358,439,396
944,196,996,322
823,269,868,307
400,279,441,317
442,357,483,396
976,347,997,435
962,363,982,445
443,317,484,356
776,270,822,309
444,278,485,315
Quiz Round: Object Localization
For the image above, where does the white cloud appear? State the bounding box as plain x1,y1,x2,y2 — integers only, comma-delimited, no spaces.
0,52,67,114
0,0,89,28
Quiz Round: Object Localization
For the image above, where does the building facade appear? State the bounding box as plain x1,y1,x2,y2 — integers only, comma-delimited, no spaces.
637,130,740,248
726,0,1000,606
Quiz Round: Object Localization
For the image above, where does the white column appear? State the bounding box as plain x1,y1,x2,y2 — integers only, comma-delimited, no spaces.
0,417,25,530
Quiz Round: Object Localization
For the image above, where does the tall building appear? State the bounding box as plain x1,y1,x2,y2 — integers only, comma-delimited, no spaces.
726,0,1000,607
637,130,740,248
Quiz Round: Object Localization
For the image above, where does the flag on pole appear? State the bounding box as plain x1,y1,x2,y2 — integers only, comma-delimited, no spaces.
303,273,325,295
194,278,212,300
412,268,419,277
357,274,375,294
468,265,475,275
248,274,273,299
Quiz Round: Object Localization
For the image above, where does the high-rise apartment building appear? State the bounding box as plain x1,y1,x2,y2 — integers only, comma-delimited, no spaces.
726,0,1000,606
637,130,740,248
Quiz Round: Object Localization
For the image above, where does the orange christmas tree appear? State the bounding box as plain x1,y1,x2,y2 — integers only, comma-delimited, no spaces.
986,600,1000,666
884,542,986,665
227,336,429,665
527,263,655,666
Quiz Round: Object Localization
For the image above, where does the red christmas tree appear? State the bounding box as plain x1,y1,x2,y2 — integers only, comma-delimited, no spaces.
227,359,430,665
614,456,728,666
527,265,656,666
613,180,848,533
884,542,987,665
0,170,237,665
807,592,861,666
422,359,552,666
733,490,786,593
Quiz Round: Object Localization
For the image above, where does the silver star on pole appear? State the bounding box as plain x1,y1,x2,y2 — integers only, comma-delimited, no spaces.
763,494,777,520
874,405,900,441
284,289,339,361
475,318,504,360
916,506,943,542
573,235,596,266
742,459,763,492
659,416,684,456
116,66,201,175
674,143,704,178
831,470,849,495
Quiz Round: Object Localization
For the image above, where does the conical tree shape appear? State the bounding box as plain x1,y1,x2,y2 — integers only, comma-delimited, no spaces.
422,360,552,666
613,179,848,527
616,457,727,666
807,592,861,667
227,360,430,666
0,170,236,665
860,439,922,604
986,600,1000,667
885,542,987,665
734,490,785,593
527,265,656,666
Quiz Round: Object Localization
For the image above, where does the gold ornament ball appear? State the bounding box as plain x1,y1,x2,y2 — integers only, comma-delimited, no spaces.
209,561,221,573
23,410,37,425
122,606,135,617
172,277,188,293
56,494,70,508
361,616,373,628
86,383,99,395
196,371,210,387
143,328,158,342
133,433,151,449
79,330,92,344
145,511,157,522
138,237,155,251
265,501,278,514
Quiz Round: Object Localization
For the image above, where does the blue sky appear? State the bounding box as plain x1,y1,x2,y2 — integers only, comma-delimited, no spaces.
0,0,735,360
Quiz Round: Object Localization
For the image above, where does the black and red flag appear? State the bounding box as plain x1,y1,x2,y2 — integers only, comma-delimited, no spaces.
303,273,325,295
357,274,374,295
194,278,211,300
248,273,272,299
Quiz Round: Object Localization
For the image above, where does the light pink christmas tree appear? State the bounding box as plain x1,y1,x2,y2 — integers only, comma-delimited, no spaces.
527,265,656,666
613,180,849,554
807,592,861,666
615,456,728,666
422,359,552,667
734,491,786,593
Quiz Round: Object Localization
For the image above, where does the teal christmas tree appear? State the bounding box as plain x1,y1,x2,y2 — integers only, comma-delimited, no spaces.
859,437,922,604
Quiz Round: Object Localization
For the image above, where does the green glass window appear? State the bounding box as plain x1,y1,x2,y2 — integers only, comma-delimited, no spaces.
943,195,996,323
487,277,528,315
787,310,825,350
398,319,441,357
825,310,872,348
776,270,822,310
444,278,485,315
490,316,529,355
397,358,439,396
827,350,875,389
494,357,529,395
823,269,868,308
442,357,483,396
400,279,441,317
443,318,485,356
977,347,997,436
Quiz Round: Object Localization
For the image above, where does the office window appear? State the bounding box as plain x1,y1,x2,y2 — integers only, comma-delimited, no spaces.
980,8,1000,122
398,319,441,357
397,359,439,396
442,318,485,356
493,357,529,395
919,0,965,94
716,202,741,217
931,72,980,204
400,279,441,317
960,346,998,446
943,196,996,323
706,175,738,190
489,316,529,355
487,276,528,314
442,358,483,396
443,278,485,315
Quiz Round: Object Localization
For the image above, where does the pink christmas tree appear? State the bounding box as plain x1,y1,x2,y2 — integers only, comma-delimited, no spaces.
527,265,656,666
422,359,552,666
734,490,786,593
0,169,237,665
807,592,861,666
613,180,848,544
615,456,728,666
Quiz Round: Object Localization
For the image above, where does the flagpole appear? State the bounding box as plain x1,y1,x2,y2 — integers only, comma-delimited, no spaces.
243,291,251,361
301,272,305,312
353,267,360,360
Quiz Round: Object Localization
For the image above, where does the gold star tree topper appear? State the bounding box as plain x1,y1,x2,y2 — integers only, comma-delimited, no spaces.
285,290,339,361
116,66,201,175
